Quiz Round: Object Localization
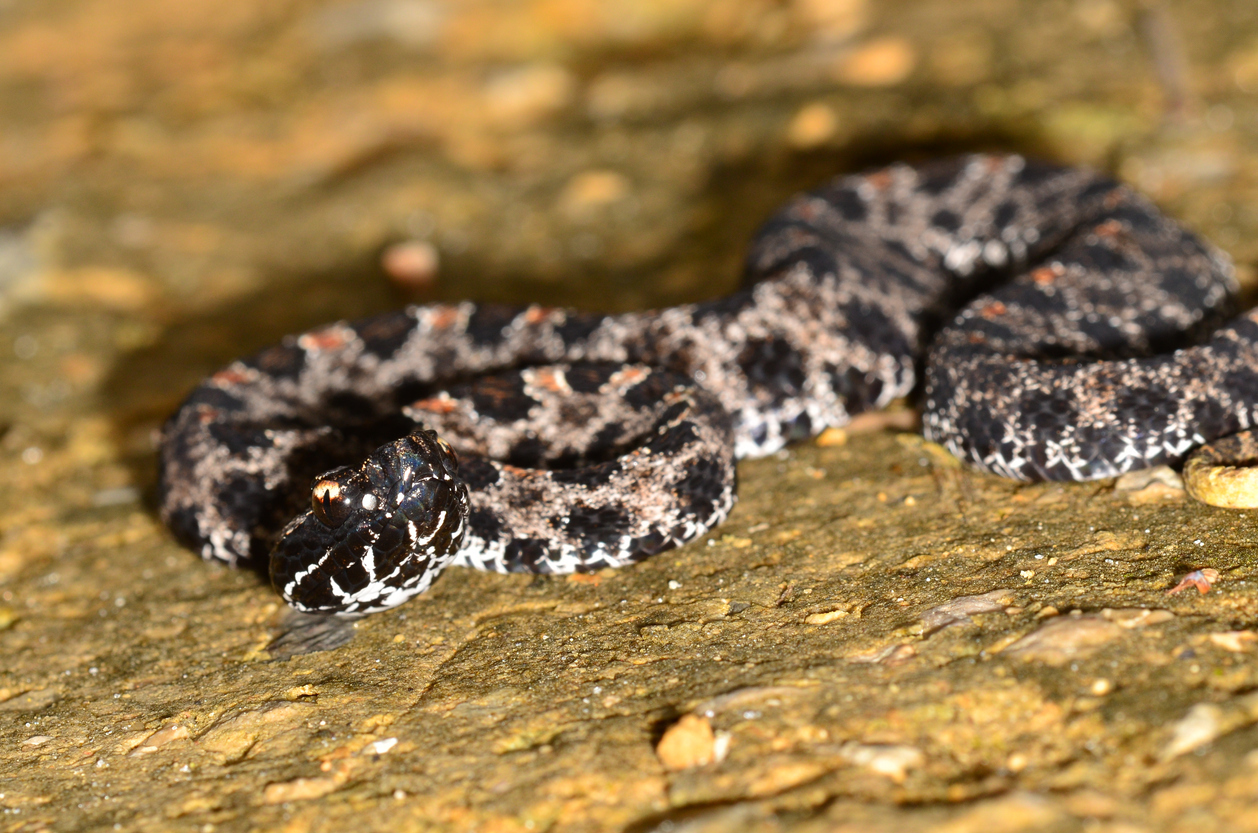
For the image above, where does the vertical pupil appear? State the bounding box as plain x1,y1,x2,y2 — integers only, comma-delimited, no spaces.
312,479,347,526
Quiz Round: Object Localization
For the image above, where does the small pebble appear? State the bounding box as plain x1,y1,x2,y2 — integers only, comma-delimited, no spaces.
786,102,840,148
656,714,717,770
832,36,917,86
919,589,1014,634
1209,631,1256,653
483,63,575,125
1115,465,1184,503
804,609,848,625
559,170,630,215
381,241,440,291
1001,615,1122,664
262,776,340,804
814,426,847,447
839,742,923,783
1101,607,1175,628
129,724,189,756
1114,465,1183,492
1162,703,1225,760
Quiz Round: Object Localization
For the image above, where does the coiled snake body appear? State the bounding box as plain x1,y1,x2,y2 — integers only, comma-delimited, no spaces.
158,155,1250,616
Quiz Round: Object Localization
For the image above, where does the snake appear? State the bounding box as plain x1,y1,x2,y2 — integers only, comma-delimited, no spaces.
157,154,1249,617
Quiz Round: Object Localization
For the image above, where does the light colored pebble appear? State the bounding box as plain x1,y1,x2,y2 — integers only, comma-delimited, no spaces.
1101,607,1175,628
1001,615,1121,664
814,426,847,446
1114,465,1183,491
656,714,717,770
559,170,630,215
787,102,839,148
919,589,1015,634
839,742,924,783
1208,631,1256,653
263,776,340,804
381,241,439,290
1090,678,1113,696
128,724,189,756
483,64,575,125
831,36,917,86
805,609,849,625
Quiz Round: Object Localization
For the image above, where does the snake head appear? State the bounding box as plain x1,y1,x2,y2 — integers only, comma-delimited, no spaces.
269,429,470,616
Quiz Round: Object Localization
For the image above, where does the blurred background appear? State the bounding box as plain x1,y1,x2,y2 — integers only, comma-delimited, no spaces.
0,0,1254,506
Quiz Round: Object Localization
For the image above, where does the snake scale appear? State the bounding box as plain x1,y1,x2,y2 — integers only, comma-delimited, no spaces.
158,154,1250,616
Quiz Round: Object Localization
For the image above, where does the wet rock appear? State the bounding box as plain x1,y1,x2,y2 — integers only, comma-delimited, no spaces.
1101,607,1175,628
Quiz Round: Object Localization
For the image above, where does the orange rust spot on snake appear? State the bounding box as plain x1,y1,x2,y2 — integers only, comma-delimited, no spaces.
299,327,351,351
609,366,649,387
211,366,255,386
1031,266,1060,285
530,367,568,392
410,395,459,414
524,306,556,325
428,306,461,330
1094,219,1125,238
866,170,894,190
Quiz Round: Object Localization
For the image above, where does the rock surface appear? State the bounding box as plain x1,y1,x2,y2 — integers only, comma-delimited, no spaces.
1,0,1258,830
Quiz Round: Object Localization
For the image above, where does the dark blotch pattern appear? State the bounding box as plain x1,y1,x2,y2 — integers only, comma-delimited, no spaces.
470,376,536,423
356,309,417,359
466,304,524,346
246,344,306,380
738,337,805,394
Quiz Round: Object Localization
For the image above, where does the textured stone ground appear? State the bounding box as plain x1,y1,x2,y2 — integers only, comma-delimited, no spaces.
1,1,1258,831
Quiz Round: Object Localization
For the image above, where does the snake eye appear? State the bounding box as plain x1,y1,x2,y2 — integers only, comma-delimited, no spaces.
311,478,351,528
